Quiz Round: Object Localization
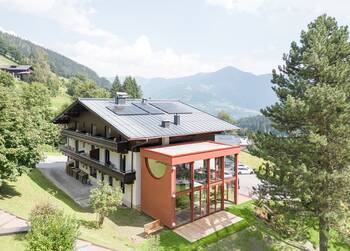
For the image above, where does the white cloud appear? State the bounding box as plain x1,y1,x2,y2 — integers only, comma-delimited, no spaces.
206,0,350,20
58,35,228,78
0,0,116,38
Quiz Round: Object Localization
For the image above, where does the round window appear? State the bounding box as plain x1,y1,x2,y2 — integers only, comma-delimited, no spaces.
146,158,167,179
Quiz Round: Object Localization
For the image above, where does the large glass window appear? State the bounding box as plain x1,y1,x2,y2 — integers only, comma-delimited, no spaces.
146,158,167,179
176,163,191,192
175,193,191,225
224,180,235,203
210,157,223,182
193,160,208,188
193,189,208,220
209,184,223,213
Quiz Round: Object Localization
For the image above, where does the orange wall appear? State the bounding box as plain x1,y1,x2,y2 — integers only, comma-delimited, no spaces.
140,156,175,228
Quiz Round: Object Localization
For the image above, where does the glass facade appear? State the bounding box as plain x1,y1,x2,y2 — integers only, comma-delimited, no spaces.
175,156,237,226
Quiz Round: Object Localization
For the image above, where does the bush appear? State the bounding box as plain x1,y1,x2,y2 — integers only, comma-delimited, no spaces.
26,202,79,251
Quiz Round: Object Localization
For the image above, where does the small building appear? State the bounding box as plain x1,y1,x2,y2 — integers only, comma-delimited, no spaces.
53,94,240,228
0,65,33,79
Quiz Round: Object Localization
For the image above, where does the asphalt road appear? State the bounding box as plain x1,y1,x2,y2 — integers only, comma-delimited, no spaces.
238,173,260,198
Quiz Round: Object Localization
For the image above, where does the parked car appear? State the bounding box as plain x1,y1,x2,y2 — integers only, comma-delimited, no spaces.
238,164,254,175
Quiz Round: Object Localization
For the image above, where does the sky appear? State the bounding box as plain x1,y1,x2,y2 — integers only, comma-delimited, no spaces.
0,0,350,78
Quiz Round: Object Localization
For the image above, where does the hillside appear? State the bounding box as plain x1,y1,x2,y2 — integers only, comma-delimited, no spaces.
136,67,276,118
0,54,16,65
0,31,110,88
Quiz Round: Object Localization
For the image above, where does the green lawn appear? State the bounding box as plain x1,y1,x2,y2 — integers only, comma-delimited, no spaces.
239,151,264,170
0,54,16,65
0,169,251,251
0,169,151,250
0,234,26,251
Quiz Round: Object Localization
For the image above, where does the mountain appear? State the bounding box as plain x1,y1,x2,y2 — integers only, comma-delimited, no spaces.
134,67,276,118
0,31,110,88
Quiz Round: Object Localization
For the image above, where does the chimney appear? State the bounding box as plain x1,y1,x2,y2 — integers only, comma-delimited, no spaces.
174,114,180,125
115,92,128,105
142,98,147,104
161,120,171,128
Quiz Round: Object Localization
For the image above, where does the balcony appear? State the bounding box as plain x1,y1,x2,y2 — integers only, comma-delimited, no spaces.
60,146,136,184
62,129,129,153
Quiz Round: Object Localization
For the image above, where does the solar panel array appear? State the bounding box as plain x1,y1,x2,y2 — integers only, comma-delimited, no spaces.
132,102,164,114
107,105,148,115
150,102,193,114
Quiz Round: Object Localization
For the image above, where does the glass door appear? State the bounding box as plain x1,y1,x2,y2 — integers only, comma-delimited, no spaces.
193,188,208,220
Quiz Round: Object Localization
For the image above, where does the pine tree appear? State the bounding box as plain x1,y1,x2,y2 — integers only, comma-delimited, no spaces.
250,15,350,251
123,76,142,98
110,75,123,98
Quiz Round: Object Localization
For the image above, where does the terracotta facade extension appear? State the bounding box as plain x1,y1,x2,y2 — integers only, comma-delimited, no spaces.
141,141,240,228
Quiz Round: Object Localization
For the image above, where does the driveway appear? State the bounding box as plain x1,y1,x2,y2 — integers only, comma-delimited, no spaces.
36,156,93,208
238,174,260,198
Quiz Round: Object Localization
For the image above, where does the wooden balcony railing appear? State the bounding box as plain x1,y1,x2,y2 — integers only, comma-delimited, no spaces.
60,146,135,184
62,129,129,153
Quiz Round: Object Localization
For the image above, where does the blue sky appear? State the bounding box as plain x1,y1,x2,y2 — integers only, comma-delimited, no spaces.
0,0,350,78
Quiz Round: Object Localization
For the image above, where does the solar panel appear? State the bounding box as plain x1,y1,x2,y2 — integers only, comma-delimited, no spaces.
150,102,193,114
107,105,148,115
132,102,164,114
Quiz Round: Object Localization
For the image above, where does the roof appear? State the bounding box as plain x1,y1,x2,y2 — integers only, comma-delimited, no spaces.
143,141,235,157
141,141,240,165
0,65,32,71
54,98,238,140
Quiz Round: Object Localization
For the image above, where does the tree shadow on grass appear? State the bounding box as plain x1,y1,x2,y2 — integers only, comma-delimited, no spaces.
28,169,90,214
107,206,153,228
0,182,21,199
226,202,308,251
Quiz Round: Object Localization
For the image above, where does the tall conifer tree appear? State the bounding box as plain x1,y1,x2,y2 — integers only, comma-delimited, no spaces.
251,15,350,251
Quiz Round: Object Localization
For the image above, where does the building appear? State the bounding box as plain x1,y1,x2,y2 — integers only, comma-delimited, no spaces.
53,94,240,228
0,65,33,79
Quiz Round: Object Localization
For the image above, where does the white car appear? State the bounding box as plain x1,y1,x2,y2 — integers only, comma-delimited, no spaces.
238,164,254,175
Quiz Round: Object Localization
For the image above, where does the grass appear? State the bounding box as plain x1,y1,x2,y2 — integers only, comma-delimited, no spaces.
0,169,151,250
239,150,264,170
0,234,26,251
0,169,253,251
38,144,63,156
0,54,16,65
50,86,72,113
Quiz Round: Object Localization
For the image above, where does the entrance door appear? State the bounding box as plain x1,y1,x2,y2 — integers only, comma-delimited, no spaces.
193,188,208,220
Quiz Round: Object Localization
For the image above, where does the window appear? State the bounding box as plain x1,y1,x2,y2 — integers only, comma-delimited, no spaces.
176,193,191,225
109,176,113,186
146,158,167,179
120,181,125,193
90,124,96,135
193,159,208,187
120,155,126,172
176,163,191,192
101,172,104,182
105,150,110,165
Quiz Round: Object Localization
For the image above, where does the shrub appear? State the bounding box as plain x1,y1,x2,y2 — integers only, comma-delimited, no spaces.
26,202,79,251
